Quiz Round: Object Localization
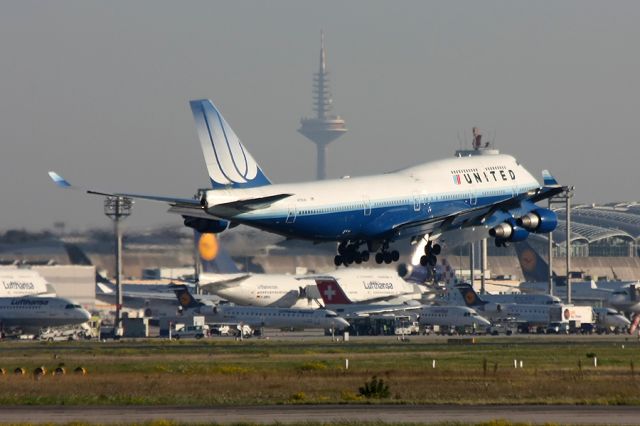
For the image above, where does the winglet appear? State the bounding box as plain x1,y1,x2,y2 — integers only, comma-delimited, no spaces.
48,171,72,188
541,170,559,187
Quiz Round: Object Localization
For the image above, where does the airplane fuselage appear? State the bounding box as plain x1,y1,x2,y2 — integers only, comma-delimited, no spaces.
206,268,422,308
0,297,91,334
202,154,540,243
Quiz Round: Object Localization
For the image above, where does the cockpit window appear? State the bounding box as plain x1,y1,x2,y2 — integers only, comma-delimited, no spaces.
325,313,338,318
65,304,74,309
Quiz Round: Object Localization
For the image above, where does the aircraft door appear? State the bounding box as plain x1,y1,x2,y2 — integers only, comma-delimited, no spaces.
286,205,297,224
363,197,371,216
425,194,433,216
469,192,477,206
412,191,421,212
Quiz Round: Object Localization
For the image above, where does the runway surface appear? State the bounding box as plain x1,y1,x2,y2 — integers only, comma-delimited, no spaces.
1,405,638,424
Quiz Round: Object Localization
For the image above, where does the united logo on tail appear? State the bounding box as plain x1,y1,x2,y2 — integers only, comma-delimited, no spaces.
190,99,271,189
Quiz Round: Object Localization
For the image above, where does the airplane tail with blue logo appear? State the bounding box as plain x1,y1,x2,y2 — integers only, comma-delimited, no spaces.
190,99,271,189
194,231,240,274
171,284,203,310
513,240,559,283
454,283,488,308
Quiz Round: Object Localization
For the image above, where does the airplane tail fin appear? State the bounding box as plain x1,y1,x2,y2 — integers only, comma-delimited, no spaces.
63,242,114,286
513,240,556,283
171,284,202,310
315,278,353,305
455,283,487,308
195,232,240,274
542,170,560,187
190,99,271,189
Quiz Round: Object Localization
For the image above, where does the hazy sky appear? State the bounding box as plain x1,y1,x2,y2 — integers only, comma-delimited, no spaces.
1,1,639,231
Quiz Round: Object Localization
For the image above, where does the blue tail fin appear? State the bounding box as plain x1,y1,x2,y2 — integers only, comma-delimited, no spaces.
63,242,114,286
190,99,271,189
455,283,487,307
542,170,559,186
513,240,558,283
171,284,202,310
195,231,240,274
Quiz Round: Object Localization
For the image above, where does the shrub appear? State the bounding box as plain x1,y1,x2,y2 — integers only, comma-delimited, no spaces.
290,391,306,401
358,375,390,399
298,361,328,372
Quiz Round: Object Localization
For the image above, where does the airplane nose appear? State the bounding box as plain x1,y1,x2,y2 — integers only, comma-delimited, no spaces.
79,308,91,322
335,317,350,330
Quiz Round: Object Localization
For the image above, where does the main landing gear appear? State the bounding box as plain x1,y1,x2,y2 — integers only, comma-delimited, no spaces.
333,241,399,267
419,241,441,267
374,241,399,265
334,241,370,267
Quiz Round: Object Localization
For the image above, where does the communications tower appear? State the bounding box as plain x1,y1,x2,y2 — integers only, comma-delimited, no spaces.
298,32,347,180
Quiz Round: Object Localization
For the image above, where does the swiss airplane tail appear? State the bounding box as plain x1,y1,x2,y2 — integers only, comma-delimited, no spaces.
315,278,353,305
190,99,271,189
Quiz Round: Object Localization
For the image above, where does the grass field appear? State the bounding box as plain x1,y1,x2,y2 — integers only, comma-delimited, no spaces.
1,336,640,406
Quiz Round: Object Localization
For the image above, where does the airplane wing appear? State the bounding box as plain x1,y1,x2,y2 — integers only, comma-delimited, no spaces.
48,171,203,210
49,172,291,218
392,176,567,241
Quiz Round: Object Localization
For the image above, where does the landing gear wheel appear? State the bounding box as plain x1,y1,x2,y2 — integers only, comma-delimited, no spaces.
361,251,370,262
375,253,384,264
420,255,429,267
427,254,437,266
432,244,441,255
334,255,342,267
391,250,400,262
383,252,393,264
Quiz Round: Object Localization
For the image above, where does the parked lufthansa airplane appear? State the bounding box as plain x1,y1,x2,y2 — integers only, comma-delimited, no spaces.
50,99,563,268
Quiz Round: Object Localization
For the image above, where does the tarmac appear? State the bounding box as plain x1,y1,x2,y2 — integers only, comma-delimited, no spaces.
1,404,639,424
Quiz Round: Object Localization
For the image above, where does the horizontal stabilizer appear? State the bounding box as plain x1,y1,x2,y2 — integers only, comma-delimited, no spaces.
206,193,292,216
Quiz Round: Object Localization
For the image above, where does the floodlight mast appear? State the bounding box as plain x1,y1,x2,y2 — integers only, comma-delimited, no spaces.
104,196,133,335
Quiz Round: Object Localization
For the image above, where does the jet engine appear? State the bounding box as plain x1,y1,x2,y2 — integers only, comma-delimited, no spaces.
516,208,558,234
183,216,230,234
489,220,529,242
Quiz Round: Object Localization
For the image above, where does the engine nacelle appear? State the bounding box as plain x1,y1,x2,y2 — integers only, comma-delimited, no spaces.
517,208,558,233
489,221,529,242
183,216,230,234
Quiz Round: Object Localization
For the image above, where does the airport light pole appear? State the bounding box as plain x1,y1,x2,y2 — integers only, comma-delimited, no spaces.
546,186,575,301
548,198,554,296
104,196,133,335
480,239,487,294
565,188,574,304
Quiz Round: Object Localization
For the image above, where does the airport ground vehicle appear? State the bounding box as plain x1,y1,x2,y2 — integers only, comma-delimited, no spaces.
394,316,420,335
174,325,209,339
546,322,570,334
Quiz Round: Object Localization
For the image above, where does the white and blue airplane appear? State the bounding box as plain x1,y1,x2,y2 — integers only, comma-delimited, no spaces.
50,99,563,268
